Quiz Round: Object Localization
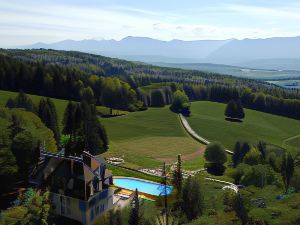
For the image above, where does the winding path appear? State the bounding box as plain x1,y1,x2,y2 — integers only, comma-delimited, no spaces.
205,177,239,193
179,114,233,154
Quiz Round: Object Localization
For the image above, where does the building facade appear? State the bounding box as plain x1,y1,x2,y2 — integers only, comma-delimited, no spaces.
30,150,113,225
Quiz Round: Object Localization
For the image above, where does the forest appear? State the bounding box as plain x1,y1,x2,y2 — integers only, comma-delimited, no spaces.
0,49,300,120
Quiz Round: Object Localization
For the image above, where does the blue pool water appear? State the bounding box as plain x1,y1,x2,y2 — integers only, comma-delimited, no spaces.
114,177,173,196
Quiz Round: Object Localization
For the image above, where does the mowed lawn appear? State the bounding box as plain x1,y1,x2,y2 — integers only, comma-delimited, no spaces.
101,107,202,168
187,101,300,150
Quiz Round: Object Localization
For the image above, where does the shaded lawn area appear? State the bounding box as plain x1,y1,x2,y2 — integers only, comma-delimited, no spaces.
187,101,300,151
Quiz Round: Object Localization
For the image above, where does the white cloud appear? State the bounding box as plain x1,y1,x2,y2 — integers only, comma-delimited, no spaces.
0,0,300,47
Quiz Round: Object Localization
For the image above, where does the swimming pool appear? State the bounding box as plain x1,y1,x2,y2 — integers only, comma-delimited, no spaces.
113,177,173,196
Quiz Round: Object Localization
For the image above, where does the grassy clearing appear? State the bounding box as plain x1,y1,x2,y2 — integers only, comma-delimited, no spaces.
187,101,300,151
0,90,68,128
101,107,202,169
283,135,300,150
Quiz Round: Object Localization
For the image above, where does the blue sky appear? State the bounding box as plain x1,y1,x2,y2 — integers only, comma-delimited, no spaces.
1,0,300,47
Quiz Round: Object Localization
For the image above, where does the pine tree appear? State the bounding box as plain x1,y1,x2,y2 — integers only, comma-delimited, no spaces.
46,98,60,143
281,153,295,193
257,141,266,161
63,101,76,136
129,189,140,225
233,194,248,225
232,141,242,167
62,101,108,156
181,176,204,221
38,98,60,144
173,154,183,196
13,90,35,112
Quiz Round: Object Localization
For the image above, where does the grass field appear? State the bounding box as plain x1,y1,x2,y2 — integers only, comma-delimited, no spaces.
0,90,69,128
283,135,300,149
187,101,300,151
101,107,202,169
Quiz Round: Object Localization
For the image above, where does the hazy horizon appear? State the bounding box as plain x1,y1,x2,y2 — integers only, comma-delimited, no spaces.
2,0,300,47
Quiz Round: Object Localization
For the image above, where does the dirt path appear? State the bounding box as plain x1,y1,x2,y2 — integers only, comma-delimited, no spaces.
157,146,206,164
179,114,233,154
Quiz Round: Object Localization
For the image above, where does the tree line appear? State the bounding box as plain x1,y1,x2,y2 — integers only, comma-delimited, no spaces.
0,54,140,111
183,84,300,120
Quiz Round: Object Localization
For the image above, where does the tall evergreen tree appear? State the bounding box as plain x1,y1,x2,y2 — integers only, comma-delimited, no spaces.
129,189,140,225
232,141,242,167
38,98,60,144
62,101,108,155
181,176,204,221
173,154,183,197
62,101,76,136
281,153,295,193
257,141,267,161
234,194,248,225
8,90,35,112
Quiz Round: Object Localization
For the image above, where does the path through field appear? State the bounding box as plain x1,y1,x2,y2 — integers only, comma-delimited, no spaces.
157,146,206,164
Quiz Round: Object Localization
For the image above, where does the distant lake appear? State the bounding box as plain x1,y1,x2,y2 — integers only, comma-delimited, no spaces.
266,80,300,89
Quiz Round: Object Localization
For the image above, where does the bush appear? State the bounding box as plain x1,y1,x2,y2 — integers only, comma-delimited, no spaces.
240,164,280,188
243,147,262,165
225,99,245,120
170,90,190,115
204,142,227,165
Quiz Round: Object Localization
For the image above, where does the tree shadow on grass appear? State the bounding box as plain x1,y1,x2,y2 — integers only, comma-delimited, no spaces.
205,163,226,176
225,117,243,123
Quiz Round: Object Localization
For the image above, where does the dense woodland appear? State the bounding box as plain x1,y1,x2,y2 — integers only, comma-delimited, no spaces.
0,49,300,120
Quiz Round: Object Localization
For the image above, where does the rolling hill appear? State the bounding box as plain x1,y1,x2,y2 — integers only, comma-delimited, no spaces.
23,36,300,71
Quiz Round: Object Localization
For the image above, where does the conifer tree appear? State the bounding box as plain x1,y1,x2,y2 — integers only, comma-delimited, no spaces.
232,141,242,167
38,98,60,144
281,153,295,193
173,154,183,196
129,189,140,225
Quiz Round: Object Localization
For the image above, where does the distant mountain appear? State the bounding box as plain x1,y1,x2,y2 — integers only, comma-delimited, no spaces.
22,36,300,71
22,37,231,62
206,36,300,65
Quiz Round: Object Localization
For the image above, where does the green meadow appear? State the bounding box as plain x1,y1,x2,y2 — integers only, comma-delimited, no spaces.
187,101,300,151
101,107,201,169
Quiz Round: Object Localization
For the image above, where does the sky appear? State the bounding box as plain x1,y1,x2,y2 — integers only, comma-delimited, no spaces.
1,0,300,47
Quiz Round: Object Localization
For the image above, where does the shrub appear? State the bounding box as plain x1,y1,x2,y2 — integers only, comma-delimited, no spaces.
243,147,262,165
204,142,227,165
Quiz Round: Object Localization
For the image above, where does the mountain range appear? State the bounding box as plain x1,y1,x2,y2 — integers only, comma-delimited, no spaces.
22,36,300,71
